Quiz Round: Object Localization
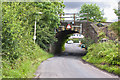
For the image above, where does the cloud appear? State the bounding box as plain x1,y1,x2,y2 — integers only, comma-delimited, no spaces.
103,1,118,22
64,2,111,11
64,0,119,2
64,2,83,9
63,0,119,22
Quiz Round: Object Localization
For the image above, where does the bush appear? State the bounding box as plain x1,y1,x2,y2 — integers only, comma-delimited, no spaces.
3,45,53,78
82,41,120,75
81,37,94,47
108,21,119,36
2,2,64,78
71,38,79,43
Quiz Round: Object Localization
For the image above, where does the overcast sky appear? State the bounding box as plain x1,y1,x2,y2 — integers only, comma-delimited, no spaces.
63,0,119,22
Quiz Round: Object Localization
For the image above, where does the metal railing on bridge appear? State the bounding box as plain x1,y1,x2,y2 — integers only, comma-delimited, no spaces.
55,13,89,33
59,13,89,24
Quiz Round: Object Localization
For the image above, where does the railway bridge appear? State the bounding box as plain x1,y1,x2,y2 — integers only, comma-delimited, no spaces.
52,13,99,55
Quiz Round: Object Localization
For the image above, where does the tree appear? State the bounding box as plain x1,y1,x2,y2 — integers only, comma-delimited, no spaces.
113,9,120,17
35,2,65,50
2,1,65,78
113,9,120,37
2,1,65,60
79,3,104,22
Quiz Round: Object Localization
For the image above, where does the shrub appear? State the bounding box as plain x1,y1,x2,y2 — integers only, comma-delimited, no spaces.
82,41,120,75
2,2,64,78
108,22,119,36
81,37,94,47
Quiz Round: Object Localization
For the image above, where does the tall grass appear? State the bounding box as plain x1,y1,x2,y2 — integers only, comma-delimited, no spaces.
2,38,53,78
82,41,120,76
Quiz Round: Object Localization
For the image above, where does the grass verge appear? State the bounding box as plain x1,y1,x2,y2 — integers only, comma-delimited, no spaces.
82,41,120,76
3,48,53,78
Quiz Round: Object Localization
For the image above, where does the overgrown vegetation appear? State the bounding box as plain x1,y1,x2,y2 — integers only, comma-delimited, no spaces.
82,41,120,76
97,31,109,42
81,37,94,47
110,8,120,39
81,4,120,76
2,2,64,78
61,34,73,51
67,38,80,43
108,21,119,38
3,46,53,78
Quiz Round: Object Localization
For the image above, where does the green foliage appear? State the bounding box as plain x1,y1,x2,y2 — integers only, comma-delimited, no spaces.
61,39,66,51
98,31,108,41
113,9,120,16
36,27,57,50
108,21,119,37
81,37,94,47
79,3,104,22
2,1,64,60
67,38,80,43
2,2,65,53
2,1,64,78
61,34,73,51
82,41,120,75
34,2,65,50
72,38,79,43
2,28,54,78
3,47,53,78
101,18,107,22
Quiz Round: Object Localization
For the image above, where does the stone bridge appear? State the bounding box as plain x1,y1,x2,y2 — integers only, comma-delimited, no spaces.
50,13,113,55
52,21,100,55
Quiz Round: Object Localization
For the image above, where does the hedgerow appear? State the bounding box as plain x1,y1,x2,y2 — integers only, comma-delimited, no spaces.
82,41,120,76
2,2,64,78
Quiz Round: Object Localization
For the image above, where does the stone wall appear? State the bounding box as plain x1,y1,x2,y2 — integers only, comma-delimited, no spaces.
82,22,98,43
100,27,118,40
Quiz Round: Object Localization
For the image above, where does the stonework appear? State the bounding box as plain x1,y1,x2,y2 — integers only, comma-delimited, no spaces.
82,22,98,43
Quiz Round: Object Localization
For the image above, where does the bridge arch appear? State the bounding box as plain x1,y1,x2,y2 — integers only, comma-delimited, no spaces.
54,29,79,55
50,22,99,55
50,13,99,55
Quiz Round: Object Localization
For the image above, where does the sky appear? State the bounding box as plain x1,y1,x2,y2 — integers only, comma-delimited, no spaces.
63,0,119,22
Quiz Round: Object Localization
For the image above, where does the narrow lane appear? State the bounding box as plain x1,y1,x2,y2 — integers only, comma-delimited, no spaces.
64,43,87,54
35,56,118,78
35,43,118,78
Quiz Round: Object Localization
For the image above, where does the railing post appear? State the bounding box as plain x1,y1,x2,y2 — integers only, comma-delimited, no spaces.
74,13,75,25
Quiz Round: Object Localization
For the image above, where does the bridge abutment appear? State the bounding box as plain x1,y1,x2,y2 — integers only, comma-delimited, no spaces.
51,22,99,55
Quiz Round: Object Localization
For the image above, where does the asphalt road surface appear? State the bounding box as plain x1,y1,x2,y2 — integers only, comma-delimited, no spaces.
35,43,119,78
64,43,87,55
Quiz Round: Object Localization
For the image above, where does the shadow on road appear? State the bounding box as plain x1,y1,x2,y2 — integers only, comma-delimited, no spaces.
55,52,87,57
55,43,88,57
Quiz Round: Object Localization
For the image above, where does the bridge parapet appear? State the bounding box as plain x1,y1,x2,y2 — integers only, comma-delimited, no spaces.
90,24,100,34
57,25,81,33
